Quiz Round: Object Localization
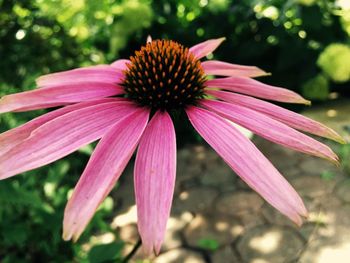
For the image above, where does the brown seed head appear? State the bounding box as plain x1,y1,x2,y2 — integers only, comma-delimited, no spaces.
122,39,206,110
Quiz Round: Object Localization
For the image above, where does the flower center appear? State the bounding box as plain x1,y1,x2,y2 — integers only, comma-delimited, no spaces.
122,39,206,110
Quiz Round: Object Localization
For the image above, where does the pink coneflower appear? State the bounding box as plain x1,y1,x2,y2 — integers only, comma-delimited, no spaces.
0,37,345,254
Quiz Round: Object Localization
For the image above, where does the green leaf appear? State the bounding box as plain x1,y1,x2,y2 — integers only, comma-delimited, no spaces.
2,225,28,246
88,242,124,263
197,238,220,251
320,170,335,180
302,74,329,101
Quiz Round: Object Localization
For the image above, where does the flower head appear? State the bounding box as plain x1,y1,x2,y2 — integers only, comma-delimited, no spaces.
123,39,206,110
0,37,345,255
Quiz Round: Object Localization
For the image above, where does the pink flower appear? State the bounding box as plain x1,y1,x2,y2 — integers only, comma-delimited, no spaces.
0,37,345,254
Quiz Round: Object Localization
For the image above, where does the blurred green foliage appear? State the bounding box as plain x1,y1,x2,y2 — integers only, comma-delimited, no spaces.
302,73,329,101
317,43,350,82
197,238,220,251
338,143,350,174
1,0,350,99
1,0,350,261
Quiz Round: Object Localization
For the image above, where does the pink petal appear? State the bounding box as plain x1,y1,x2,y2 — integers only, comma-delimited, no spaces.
0,83,124,113
0,98,123,156
201,60,269,78
111,59,130,71
186,106,307,225
205,76,311,104
0,101,139,179
201,99,339,164
36,65,124,87
63,108,150,241
206,90,345,144
189,37,226,59
134,111,176,255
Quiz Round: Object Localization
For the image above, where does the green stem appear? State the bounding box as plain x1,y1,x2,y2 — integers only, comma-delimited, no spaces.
122,238,142,263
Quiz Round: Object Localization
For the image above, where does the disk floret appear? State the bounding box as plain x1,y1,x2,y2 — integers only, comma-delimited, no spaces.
123,39,206,110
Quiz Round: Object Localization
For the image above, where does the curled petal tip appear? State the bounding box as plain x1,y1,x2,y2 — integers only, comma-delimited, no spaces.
293,209,309,227
304,99,312,106
140,240,162,256
72,234,80,243
316,148,340,165
217,37,226,45
245,69,271,78
320,126,347,144
294,217,303,227
249,68,271,78
154,244,162,256
302,211,309,220
141,245,154,256
283,205,306,227
251,67,271,77
62,225,81,242
140,239,162,256
333,159,341,167
262,71,272,77
292,208,308,227
297,96,312,105
62,231,72,241
292,204,308,227
299,203,309,219
325,153,340,166
336,136,347,145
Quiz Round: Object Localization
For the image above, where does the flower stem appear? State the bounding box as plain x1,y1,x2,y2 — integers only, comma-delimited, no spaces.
122,238,142,263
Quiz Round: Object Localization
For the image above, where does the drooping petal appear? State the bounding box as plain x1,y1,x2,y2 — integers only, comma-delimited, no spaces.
206,90,346,144
36,65,124,87
189,37,226,59
0,101,139,179
201,99,339,163
0,83,124,113
0,98,123,156
205,76,310,104
63,108,150,242
134,111,176,255
201,60,269,78
111,59,130,71
186,106,307,225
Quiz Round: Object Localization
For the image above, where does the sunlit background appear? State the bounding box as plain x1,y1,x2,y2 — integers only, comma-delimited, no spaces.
1,0,350,262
